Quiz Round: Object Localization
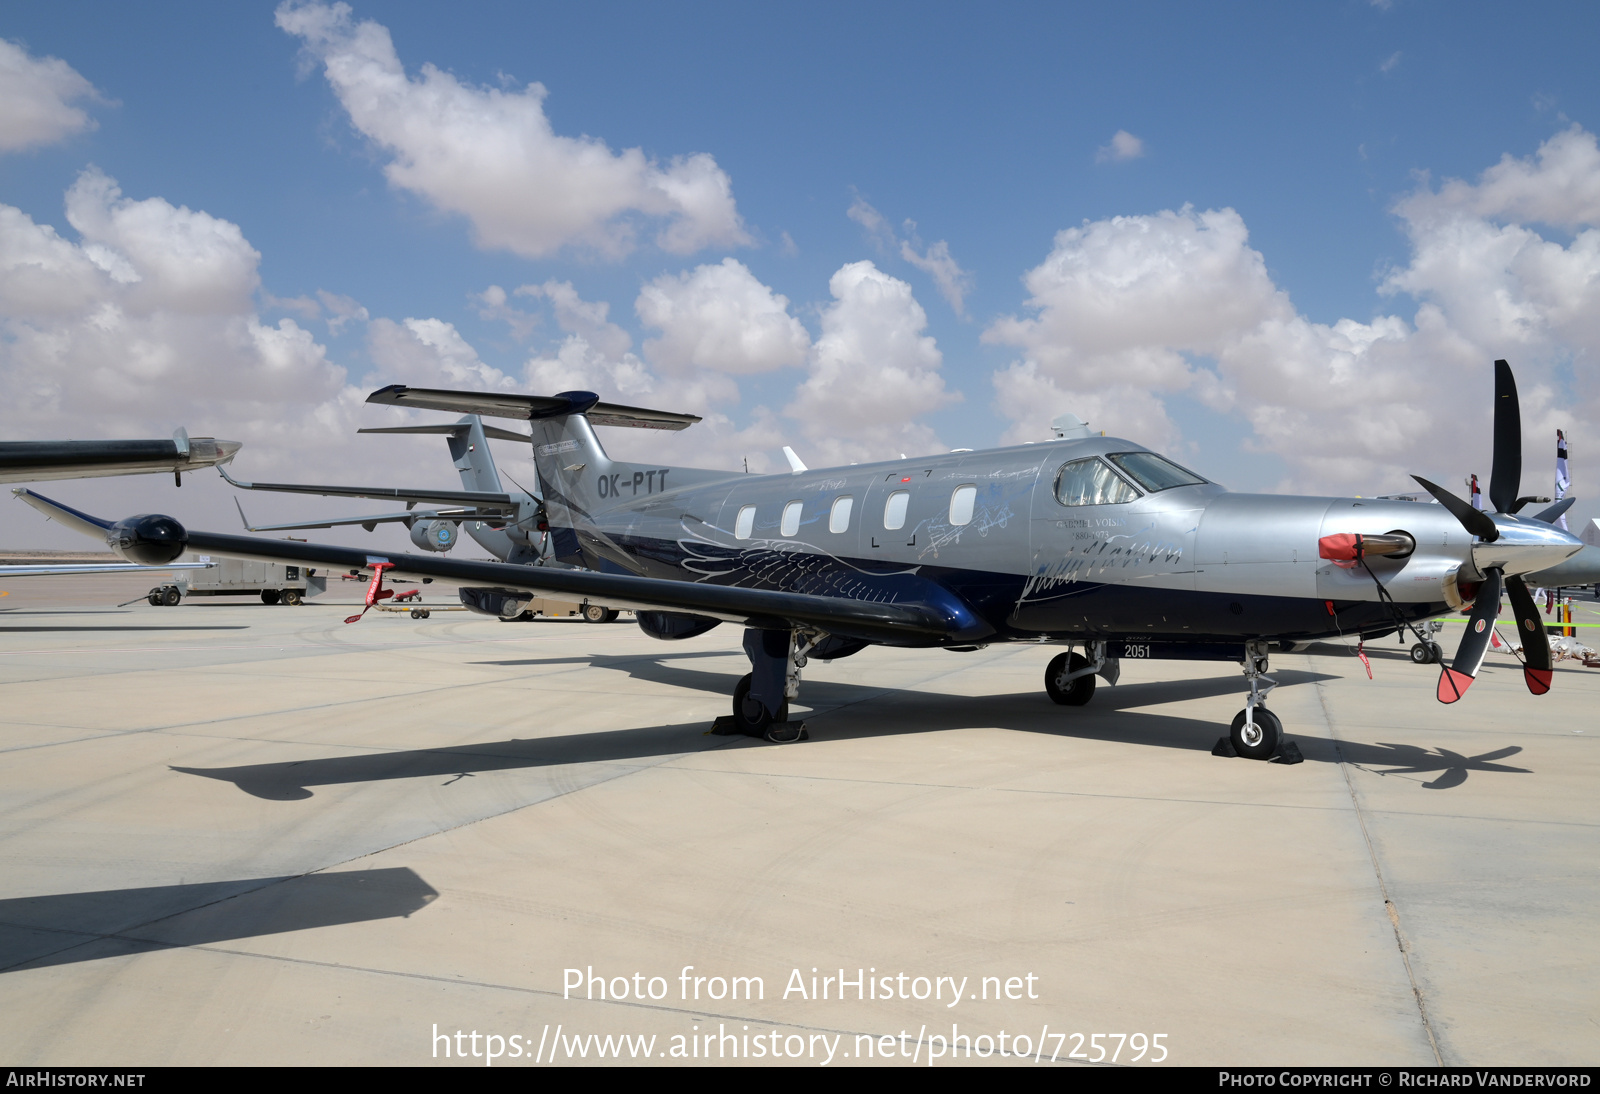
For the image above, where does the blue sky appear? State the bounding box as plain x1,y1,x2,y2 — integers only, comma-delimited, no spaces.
3,2,1598,548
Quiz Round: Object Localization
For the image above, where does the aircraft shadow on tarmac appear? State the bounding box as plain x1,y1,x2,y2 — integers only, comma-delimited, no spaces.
172,652,1531,798
0,868,436,973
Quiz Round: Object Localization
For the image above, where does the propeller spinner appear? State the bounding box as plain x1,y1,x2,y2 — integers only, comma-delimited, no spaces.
1410,360,1577,702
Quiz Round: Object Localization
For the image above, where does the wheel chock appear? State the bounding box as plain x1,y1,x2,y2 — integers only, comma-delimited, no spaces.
709,715,742,736
1211,737,1238,758
764,721,809,744
1271,740,1304,765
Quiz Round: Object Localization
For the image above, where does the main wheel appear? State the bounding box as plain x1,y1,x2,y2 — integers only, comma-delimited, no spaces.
732,672,788,735
1229,707,1282,760
162,586,181,606
260,589,281,605
583,603,609,624
1045,652,1097,706
282,589,302,606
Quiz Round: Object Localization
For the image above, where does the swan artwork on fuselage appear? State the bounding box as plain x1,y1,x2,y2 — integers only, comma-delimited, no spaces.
12,360,1585,759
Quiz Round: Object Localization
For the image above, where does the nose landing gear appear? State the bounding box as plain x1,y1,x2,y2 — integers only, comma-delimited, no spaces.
1222,641,1299,762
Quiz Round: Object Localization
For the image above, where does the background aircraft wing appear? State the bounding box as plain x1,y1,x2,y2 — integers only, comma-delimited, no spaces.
0,430,241,484
0,562,211,576
232,500,501,533
217,465,518,512
15,490,986,645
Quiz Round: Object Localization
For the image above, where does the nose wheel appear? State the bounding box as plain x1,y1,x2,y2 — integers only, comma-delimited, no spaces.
1229,706,1282,760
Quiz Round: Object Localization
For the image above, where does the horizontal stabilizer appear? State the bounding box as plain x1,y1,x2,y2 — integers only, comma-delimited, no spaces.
358,423,531,443
366,386,702,431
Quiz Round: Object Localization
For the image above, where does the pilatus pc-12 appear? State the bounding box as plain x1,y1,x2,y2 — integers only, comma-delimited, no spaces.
15,361,1582,759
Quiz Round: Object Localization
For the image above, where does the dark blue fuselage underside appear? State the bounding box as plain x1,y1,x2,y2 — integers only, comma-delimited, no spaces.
588,532,1441,647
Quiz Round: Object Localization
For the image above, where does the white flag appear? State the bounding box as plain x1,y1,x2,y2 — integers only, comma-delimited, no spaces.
1555,430,1570,531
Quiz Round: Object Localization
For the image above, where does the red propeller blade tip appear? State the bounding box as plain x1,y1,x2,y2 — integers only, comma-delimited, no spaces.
1436,668,1475,704
1524,667,1553,695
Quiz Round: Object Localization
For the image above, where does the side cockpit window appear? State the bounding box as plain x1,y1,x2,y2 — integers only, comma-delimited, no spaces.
1054,457,1140,507
1105,452,1207,492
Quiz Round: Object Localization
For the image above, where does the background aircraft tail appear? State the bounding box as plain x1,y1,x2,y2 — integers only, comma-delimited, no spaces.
363,386,718,572
360,415,544,563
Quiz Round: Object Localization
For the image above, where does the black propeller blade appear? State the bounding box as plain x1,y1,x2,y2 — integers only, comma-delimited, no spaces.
1420,361,1559,704
1503,575,1553,695
1489,358,1521,514
1531,496,1576,525
1411,475,1499,541
1438,567,1503,704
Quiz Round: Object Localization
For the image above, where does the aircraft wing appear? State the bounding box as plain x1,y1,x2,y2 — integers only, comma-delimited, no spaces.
232,500,501,533
0,431,241,484
14,490,984,645
218,465,518,512
0,562,211,577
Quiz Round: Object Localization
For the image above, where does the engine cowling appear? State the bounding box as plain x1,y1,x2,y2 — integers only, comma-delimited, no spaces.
107,513,188,564
409,519,459,552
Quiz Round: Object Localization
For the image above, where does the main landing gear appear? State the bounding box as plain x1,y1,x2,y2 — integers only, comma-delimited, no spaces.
719,628,817,743
1044,642,1119,706
1409,619,1446,665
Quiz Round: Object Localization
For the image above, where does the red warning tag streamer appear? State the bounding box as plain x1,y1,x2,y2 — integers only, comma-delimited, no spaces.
1356,637,1373,680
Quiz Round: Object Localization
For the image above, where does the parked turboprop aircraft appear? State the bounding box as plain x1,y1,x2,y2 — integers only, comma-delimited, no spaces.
0,428,240,485
219,416,550,564
14,361,1583,759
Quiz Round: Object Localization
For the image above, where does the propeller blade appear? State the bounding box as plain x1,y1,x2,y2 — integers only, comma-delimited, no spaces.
1438,567,1503,703
1489,359,1521,514
1503,575,1553,695
1531,496,1576,525
1412,475,1500,541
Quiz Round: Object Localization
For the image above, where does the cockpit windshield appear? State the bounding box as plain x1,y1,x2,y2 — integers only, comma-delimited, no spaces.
1105,452,1207,493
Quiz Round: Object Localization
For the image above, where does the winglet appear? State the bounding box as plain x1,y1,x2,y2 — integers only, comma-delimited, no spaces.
1437,667,1475,704
782,446,808,474
233,497,257,531
1524,666,1553,695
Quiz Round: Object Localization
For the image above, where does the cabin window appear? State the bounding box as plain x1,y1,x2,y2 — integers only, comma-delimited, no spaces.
948,485,977,526
781,500,803,536
1054,457,1140,507
829,495,853,533
883,490,910,530
734,505,756,540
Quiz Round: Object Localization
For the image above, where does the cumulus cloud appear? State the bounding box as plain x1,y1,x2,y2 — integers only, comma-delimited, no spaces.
0,169,344,426
275,1,750,258
0,39,101,153
788,261,955,464
987,127,1600,495
846,196,973,315
636,258,810,375
1096,130,1145,163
